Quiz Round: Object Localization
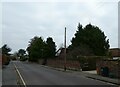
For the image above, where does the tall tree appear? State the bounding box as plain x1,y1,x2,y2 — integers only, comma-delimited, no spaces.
70,23,110,56
1,44,11,55
46,37,56,58
27,36,46,62
83,23,110,56
71,23,84,47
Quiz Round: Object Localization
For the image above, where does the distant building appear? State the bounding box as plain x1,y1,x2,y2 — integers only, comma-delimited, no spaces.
56,48,69,59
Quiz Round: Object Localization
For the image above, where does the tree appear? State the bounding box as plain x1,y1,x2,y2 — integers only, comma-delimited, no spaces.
1,44,11,55
18,49,26,61
71,23,84,47
26,36,56,63
27,36,46,62
69,23,93,56
11,52,18,60
83,23,110,56
46,37,56,58
70,23,110,56
18,49,26,56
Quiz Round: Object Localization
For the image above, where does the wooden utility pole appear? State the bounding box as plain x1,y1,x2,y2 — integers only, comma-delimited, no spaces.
64,27,67,71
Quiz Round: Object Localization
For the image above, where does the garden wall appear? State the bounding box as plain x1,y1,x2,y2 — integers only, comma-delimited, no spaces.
39,59,81,71
96,59,120,78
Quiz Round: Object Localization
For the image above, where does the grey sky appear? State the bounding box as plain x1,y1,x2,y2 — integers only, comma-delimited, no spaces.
1,0,119,53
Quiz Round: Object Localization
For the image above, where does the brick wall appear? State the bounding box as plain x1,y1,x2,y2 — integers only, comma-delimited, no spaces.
96,60,120,78
39,59,81,71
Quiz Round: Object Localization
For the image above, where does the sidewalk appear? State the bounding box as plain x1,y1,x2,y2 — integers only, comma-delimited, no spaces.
81,70,120,85
41,65,120,86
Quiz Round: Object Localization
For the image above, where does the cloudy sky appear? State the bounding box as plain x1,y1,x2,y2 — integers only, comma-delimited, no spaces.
1,0,119,53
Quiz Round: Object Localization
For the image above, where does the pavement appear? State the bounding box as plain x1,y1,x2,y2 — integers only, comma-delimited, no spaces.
41,65,120,86
81,70,120,86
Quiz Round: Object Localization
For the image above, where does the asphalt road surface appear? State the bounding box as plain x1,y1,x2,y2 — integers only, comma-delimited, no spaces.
2,61,118,86
2,61,17,85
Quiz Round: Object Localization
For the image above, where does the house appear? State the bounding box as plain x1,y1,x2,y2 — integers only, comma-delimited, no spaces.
56,48,67,59
52,48,81,70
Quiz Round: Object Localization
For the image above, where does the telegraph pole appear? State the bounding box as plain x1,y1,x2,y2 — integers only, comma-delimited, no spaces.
64,27,67,71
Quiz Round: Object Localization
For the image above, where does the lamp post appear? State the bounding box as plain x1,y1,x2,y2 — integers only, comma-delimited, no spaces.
64,27,67,71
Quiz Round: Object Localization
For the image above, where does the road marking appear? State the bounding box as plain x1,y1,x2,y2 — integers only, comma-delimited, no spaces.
14,64,27,87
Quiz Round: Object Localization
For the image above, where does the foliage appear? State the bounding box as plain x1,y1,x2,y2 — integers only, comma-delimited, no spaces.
1,44,11,55
18,49,26,61
27,36,45,62
46,37,56,58
26,36,56,62
70,23,110,56
18,49,26,56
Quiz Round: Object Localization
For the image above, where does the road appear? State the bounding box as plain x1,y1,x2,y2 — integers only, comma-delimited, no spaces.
2,62,17,85
2,61,118,86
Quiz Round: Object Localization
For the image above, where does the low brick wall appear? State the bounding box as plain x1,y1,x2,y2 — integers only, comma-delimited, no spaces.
2,54,10,65
96,59,120,78
39,59,81,71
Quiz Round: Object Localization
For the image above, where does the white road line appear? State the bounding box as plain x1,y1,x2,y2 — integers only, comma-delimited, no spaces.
14,64,27,87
